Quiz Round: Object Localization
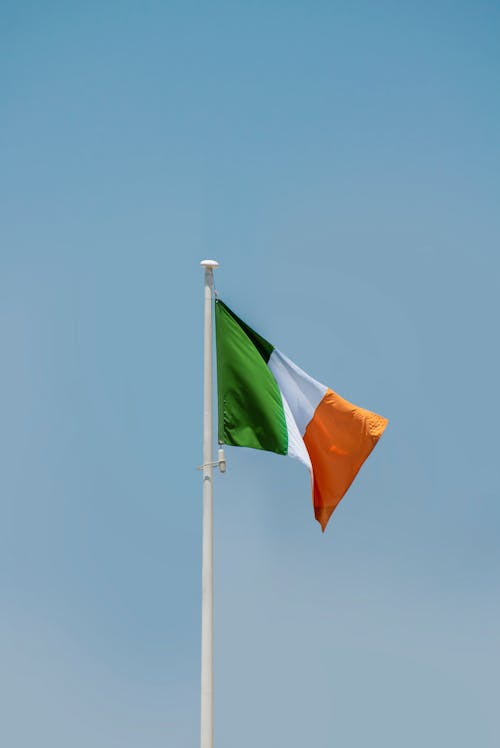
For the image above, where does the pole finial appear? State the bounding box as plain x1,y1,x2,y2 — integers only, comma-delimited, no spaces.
200,259,219,269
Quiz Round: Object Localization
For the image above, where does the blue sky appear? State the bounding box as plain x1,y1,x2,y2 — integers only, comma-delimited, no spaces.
1,2,499,746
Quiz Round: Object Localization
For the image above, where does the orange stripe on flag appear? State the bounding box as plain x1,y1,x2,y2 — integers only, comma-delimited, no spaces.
303,389,388,531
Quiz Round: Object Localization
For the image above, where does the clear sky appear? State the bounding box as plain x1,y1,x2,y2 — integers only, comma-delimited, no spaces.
1,2,499,746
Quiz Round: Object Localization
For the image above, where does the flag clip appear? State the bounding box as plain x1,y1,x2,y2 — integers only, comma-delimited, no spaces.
196,447,227,473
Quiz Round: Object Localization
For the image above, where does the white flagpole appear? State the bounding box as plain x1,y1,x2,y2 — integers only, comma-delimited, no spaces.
200,259,218,748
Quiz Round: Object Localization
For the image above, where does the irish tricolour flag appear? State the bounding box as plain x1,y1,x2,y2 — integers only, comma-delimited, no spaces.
215,300,388,531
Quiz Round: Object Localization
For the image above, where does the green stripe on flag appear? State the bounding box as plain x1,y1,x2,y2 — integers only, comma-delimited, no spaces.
215,300,287,455
216,301,274,363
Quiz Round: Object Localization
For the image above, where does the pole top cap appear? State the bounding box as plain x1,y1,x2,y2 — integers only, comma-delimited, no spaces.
200,259,219,269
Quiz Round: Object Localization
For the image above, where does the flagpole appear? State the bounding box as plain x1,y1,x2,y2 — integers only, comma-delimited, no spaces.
200,259,218,748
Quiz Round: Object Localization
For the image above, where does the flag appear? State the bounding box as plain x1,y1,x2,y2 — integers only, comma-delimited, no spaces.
215,300,388,531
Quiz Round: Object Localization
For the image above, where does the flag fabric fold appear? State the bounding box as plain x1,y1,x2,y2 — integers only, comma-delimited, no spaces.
215,300,388,531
